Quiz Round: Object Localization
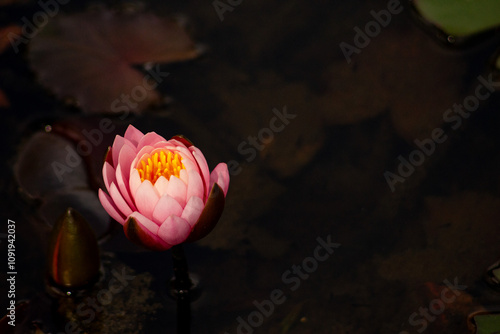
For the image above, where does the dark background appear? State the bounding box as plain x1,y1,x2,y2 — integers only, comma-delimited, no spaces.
1,0,500,333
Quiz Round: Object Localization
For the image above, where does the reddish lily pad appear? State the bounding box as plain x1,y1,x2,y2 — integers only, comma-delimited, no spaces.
29,8,200,114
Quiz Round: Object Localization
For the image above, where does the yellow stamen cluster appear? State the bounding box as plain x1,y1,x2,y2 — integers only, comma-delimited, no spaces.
137,150,185,184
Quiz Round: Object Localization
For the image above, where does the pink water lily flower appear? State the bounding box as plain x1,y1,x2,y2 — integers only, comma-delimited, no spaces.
98,125,229,251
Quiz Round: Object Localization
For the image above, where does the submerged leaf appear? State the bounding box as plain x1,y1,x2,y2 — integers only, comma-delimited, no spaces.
29,9,200,114
321,24,466,142
14,131,89,198
14,123,115,238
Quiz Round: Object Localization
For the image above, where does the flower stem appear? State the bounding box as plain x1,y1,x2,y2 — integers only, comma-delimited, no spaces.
171,245,192,334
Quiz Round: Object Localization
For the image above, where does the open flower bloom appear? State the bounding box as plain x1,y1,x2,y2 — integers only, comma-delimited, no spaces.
98,125,229,251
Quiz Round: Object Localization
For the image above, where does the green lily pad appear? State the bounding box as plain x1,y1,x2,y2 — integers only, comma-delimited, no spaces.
414,0,500,37
474,314,500,334
493,267,500,280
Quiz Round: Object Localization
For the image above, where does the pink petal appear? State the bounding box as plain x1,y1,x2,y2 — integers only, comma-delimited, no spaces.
136,132,167,151
116,163,136,210
98,188,126,224
129,168,142,198
118,143,137,172
179,169,188,185
111,135,125,167
128,212,171,249
111,135,136,167
102,161,116,191
210,163,230,197
130,145,155,170
152,194,183,224
134,180,160,221
151,141,178,151
141,141,177,155
186,170,204,203
165,176,187,208
190,147,210,199
154,175,169,196
124,125,144,147
157,215,191,245
174,145,195,163
109,182,133,216
115,144,137,207
178,156,198,175
181,196,204,228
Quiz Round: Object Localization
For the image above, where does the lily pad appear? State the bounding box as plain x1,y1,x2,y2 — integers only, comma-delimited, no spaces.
494,268,500,280
474,314,500,334
413,0,500,37
29,8,200,114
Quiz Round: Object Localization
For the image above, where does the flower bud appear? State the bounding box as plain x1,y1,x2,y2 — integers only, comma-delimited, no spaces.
47,208,100,288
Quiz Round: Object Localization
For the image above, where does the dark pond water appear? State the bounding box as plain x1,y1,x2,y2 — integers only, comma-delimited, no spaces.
2,0,500,333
